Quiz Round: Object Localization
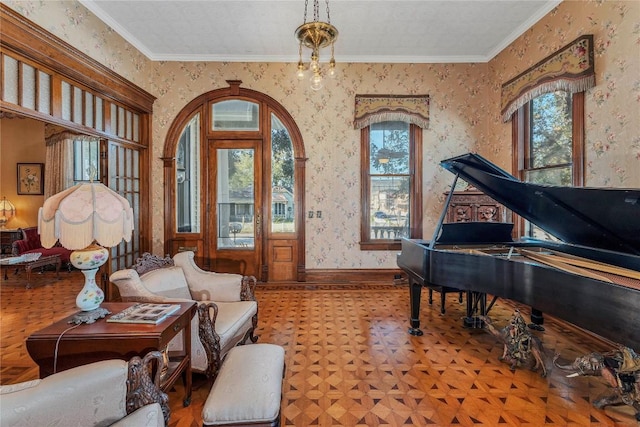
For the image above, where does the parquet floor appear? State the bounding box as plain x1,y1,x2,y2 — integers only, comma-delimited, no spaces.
1,270,638,426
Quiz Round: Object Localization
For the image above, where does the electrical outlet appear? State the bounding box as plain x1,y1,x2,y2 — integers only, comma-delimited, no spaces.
316,210,322,218
308,210,314,218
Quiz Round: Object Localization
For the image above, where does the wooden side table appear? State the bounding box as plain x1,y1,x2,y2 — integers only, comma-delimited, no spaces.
26,301,197,406
2,254,61,288
0,228,21,254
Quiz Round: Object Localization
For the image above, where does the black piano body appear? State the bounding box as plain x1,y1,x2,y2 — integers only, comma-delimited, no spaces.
397,153,640,350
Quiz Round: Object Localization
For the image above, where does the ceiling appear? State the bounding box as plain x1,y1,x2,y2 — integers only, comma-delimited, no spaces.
79,0,560,63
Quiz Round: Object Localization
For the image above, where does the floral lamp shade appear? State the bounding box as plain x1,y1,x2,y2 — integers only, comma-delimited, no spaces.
38,182,134,250
0,197,16,229
38,182,134,320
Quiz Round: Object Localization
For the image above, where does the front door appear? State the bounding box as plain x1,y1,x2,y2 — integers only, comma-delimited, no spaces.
207,140,262,277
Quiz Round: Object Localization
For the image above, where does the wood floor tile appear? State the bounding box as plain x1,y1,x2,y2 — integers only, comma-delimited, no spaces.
1,274,638,426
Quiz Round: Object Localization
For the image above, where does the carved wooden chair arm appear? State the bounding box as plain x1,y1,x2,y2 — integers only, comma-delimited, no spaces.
126,350,169,425
197,302,222,379
241,275,257,301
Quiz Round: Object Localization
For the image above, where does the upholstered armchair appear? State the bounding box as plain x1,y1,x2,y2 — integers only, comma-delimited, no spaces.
109,251,258,379
0,352,168,427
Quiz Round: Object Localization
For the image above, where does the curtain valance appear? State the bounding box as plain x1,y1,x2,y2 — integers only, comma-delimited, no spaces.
501,34,594,122
354,95,430,129
45,130,97,146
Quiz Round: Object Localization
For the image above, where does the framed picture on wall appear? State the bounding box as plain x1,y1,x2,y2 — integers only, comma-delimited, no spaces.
17,163,44,195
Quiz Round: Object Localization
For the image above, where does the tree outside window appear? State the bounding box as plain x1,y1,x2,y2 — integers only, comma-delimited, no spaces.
514,90,585,239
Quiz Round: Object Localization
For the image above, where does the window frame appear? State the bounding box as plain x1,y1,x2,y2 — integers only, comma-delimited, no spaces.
512,91,585,237
360,122,422,250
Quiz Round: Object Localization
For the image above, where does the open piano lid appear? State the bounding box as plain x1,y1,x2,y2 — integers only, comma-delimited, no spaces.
441,153,640,256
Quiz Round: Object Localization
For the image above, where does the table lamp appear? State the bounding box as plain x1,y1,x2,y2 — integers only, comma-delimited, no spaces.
0,197,16,229
38,182,134,323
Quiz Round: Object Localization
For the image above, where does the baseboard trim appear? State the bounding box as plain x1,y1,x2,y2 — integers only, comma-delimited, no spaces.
302,268,405,283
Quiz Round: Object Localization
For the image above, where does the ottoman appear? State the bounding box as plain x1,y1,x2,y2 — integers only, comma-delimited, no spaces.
202,343,285,427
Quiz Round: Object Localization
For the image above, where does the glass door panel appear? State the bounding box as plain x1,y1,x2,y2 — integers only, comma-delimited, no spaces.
217,148,255,249
209,140,261,277
270,114,295,233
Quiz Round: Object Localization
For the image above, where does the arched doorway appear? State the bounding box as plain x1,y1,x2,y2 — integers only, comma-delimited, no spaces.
163,81,306,282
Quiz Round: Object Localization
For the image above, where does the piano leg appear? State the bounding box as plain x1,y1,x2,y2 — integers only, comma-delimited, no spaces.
463,291,487,328
528,308,545,331
408,279,424,336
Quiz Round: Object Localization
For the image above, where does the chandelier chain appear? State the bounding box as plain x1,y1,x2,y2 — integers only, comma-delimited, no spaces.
325,0,331,23
302,0,332,24
303,0,309,23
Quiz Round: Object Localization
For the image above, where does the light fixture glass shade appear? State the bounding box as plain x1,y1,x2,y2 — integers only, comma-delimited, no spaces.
0,197,16,229
38,182,134,317
310,72,323,91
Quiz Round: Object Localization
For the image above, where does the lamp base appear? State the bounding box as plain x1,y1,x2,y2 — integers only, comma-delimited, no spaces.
70,245,109,312
69,307,111,325
75,268,105,311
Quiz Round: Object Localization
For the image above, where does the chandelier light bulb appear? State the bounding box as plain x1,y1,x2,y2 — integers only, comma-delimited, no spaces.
310,52,320,73
297,61,306,80
327,58,337,79
310,72,323,91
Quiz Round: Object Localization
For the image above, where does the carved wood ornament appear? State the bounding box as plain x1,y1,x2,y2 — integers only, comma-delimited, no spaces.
126,351,170,424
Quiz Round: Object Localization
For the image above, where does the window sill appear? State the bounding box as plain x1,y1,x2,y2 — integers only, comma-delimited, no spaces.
359,241,401,251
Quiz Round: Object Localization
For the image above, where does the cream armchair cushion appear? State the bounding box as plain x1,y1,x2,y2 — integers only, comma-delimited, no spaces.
109,251,258,378
140,267,193,300
0,356,166,427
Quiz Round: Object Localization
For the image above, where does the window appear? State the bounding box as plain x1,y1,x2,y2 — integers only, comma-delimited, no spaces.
73,138,100,182
211,100,259,131
514,90,584,238
270,114,295,233
361,121,422,250
176,114,201,233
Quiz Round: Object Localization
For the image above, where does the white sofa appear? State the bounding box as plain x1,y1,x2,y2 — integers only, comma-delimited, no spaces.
0,352,167,427
109,251,258,379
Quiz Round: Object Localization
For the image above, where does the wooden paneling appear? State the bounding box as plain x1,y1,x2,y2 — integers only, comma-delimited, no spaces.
0,5,154,113
304,268,403,283
268,240,296,282
445,190,510,223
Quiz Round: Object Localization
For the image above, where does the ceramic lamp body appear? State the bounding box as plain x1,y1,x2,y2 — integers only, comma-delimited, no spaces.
70,245,109,311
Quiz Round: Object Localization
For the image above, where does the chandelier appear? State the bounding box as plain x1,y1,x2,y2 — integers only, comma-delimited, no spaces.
295,0,338,90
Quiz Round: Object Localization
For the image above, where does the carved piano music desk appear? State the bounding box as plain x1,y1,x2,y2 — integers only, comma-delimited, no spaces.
398,153,640,351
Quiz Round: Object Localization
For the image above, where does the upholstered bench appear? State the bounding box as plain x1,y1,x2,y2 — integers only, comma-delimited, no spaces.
202,343,285,427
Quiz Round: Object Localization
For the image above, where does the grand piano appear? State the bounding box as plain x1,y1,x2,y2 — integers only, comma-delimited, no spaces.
397,153,640,350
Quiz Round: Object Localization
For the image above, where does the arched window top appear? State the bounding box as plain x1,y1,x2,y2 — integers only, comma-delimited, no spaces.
211,99,259,131
163,80,304,160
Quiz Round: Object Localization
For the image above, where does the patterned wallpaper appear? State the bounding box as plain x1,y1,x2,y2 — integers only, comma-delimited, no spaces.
486,0,640,189
4,0,639,270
